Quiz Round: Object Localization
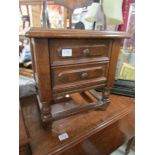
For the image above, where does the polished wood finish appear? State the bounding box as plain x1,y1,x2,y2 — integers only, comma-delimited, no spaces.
107,39,122,87
26,28,130,39
19,68,33,77
20,94,134,155
52,62,109,94
32,38,53,125
19,0,54,5
19,111,31,155
27,28,129,128
32,38,52,101
49,39,112,66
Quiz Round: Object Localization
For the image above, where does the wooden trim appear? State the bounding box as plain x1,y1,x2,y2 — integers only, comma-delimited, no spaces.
107,39,122,87
32,38,52,102
19,0,54,5
19,68,33,77
26,28,130,39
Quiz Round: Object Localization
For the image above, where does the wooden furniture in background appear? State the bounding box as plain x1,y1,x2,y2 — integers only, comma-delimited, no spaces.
19,4,30,29
19,0,94,29
26,28,130,129
31,5,41,27
52,0,94,29
19,68,33,78
20,94,134,155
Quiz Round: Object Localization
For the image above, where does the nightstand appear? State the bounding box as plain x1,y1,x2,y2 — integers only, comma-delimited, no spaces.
26,28,129,129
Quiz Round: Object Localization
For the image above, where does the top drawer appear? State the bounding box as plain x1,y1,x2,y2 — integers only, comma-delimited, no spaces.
49,39,112,66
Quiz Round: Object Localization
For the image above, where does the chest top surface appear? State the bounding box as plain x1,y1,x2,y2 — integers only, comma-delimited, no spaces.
26,27,130,39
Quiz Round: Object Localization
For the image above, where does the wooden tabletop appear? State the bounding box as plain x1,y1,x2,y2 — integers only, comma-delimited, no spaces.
20,94,134,155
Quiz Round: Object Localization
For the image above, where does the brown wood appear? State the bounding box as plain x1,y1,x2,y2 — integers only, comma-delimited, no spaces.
19,0,54,5
49,38,112,66
20,94,134,155
84,91,98,102
32,38,53,126
19,68,33,77
26,28,130,39
30,38,36,74
66,9,73,29
52,62,109,94
107,39,122,88
19,111,30,147
63,8,68,29
32,38,52,102
19,111,31,155
27,28,130,128
70,93,88,105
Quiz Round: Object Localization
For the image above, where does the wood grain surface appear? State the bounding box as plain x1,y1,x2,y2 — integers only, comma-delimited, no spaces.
26,28,130,39
20,94,134,155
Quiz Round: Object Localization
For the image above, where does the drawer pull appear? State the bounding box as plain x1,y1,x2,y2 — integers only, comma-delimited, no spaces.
83,49,90,56
81,72,88,79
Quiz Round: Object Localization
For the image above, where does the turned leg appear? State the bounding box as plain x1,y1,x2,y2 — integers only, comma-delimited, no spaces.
36,95,53,129
96,87,110,110
102,87,110,103
41,102,53,129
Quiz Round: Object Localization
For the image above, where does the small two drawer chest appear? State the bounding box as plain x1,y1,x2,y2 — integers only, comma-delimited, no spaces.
27,28,129,129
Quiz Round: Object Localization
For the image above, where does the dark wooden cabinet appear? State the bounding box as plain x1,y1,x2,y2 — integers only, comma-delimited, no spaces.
26,28,129,128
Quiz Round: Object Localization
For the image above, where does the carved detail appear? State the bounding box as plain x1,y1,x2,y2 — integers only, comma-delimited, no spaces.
41,103,53,129
102,87,110,103
41,104,51,115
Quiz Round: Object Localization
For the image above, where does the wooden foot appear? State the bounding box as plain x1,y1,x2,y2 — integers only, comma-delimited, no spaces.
36,95,53,129
102,87,111,103
41,103,53,129
89,88,110,110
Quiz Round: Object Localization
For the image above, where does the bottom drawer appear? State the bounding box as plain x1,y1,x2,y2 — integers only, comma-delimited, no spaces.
52,62,109,94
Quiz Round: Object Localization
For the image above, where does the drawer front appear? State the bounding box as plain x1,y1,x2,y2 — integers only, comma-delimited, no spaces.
49,39,112,66
52,62,109,93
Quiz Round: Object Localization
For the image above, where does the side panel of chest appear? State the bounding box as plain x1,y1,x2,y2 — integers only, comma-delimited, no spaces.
31,38,52,102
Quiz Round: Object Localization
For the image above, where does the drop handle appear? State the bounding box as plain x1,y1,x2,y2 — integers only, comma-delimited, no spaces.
81,72,88,79
83,48,90,56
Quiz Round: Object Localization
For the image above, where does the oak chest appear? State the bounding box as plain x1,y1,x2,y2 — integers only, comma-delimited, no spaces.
27,28,129,129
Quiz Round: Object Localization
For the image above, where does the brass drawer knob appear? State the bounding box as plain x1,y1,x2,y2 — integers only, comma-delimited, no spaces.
81,72,88,79
83,48,90,56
